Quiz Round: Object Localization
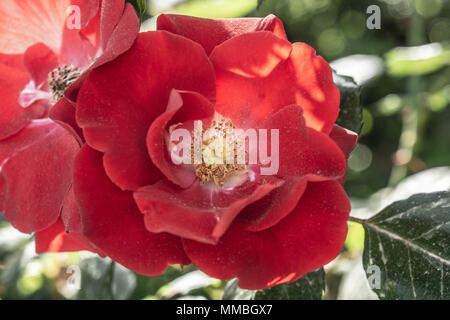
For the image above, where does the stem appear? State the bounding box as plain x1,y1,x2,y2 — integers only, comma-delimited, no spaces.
348,216,366,224
388,7,425,186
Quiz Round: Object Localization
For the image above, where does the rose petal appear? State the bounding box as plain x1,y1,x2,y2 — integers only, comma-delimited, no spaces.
60,24,97,68
61,186,82,234
98,0,125,50
35,218,97,253
0,61,47,140
74,145,190,275
261,104,347,180
134,177,284,245
157,14,287,55
70,0,100,29
49,97,84,142
183,180,350,289
0,120,80,233
23,43,59,87
93,2,139,65
329,124,358,185
236,177,307,232
285,43,340,133
147,90,215,189
77,31,216,191
0,53,25,70
0,0,70,54
329,124,358,159
60,0,135,67
212,34,339,133
211,31,293,128
211,31,292,80
64,2,140,101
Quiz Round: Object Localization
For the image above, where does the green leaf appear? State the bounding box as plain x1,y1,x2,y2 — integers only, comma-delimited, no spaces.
333,72,362,134
357,191,450,299
175,0,257,19
137,0,147,22
222,279,256,300
223,268,325,300
76,258,136,300
385,42,450,77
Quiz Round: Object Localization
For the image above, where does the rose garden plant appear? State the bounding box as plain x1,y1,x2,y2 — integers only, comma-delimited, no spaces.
0,0,448,300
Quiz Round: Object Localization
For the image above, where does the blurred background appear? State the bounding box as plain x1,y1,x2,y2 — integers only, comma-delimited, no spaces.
1,0,449,300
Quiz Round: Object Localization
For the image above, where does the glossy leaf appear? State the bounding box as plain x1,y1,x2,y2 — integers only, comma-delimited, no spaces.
385,43,450,77
334,72,362,134
358,191,450,299
223,268,325,300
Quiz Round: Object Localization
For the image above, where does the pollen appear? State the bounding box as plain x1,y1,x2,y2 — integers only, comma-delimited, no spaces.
192,119,247,187
48,65,81,102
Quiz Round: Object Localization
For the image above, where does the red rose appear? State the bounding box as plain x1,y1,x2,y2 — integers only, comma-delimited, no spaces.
0,0,139,252
65,14,358,289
